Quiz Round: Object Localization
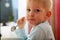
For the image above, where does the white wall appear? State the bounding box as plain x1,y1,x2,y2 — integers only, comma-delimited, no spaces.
18,0,26,18
12,0,18,9
12,0,18,22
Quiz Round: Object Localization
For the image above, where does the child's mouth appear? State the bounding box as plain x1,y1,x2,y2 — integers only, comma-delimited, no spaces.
28,19,35,22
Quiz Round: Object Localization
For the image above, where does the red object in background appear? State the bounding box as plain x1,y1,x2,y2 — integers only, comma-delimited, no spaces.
55,0,60,40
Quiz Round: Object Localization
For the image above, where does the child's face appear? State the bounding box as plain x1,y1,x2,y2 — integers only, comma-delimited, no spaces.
26,1,49,25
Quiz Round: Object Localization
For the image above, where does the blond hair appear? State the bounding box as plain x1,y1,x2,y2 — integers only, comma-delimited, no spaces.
27,0,53,11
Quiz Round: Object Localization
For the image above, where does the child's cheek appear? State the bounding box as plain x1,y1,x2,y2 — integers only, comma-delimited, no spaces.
26,15,29,19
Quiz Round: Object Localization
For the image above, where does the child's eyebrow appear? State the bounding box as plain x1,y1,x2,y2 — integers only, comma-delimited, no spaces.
26,7,30,9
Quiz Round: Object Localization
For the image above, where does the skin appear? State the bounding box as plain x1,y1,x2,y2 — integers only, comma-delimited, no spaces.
26,1,51,26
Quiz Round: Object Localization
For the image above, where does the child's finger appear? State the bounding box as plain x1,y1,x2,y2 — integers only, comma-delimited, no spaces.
21,17,26,22
17,17,26,25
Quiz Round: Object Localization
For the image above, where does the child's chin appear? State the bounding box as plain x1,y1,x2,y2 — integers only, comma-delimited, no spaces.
29,22,36,25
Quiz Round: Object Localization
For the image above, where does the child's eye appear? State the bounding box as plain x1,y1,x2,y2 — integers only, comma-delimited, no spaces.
27,9,31,12
35,9,40,12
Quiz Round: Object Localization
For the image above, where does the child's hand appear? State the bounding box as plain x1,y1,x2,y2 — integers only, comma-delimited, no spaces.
17,17,26,29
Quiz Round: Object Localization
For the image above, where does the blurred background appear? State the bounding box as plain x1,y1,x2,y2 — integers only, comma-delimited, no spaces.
0,0,18,39
0,0,60,40
0,0,18,23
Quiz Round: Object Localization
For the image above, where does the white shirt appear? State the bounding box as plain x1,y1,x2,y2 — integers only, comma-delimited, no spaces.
15,21,55,40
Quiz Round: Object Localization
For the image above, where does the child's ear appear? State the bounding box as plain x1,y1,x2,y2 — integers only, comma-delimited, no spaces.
46,11,51,17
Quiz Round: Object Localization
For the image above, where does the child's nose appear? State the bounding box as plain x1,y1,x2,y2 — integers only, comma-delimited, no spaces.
29,11,34,17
